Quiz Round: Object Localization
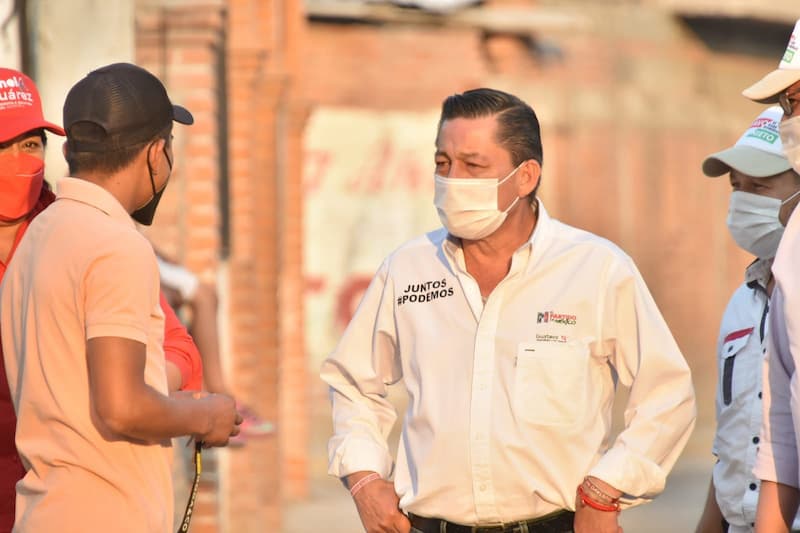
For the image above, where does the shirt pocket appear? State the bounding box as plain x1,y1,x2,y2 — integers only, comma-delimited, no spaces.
514,340,588,426
720,328,753,407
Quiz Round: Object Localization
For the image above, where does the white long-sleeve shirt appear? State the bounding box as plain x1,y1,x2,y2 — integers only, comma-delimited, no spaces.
321,201,696,525
756,205,800,490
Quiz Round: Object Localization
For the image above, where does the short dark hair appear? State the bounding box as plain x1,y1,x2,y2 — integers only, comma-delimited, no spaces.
65,123,171,176
438,88,543,199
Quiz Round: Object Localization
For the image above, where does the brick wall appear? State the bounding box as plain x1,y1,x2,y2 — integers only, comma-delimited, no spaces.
136,0,308,531
136,3,228,532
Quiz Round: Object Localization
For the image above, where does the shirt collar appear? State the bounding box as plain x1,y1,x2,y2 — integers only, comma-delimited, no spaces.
744,257,773,290
55,177,136,229
441,198,551,270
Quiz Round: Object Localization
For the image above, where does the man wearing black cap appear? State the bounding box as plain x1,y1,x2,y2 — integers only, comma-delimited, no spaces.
0,63,241,533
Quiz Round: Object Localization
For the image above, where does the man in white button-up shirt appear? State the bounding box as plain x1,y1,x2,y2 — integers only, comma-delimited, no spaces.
321,88,696,533
694,107,800,533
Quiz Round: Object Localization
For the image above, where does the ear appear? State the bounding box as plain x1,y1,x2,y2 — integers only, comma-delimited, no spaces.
61,141,68,159
146,138,166,170
518,159,541,197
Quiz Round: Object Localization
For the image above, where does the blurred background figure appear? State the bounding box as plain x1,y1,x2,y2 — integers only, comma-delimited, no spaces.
694,106,800,533
157,252,275,445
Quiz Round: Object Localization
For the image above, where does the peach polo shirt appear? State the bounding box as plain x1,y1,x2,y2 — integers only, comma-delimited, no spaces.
0,177,172,533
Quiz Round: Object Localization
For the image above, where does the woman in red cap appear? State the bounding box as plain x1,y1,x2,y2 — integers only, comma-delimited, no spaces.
0,67,65,533
0,67,204,533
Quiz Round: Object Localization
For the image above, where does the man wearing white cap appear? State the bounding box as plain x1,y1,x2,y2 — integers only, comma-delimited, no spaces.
742,19,800,533
694,107,800,533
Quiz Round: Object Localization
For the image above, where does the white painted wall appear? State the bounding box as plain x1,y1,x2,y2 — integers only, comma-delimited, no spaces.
30,0,135,182
0,0,20,69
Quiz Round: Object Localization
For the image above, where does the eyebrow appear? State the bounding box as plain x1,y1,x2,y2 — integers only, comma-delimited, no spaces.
434,150,487,162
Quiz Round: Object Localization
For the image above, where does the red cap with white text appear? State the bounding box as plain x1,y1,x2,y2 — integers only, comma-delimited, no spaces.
0,68,65,143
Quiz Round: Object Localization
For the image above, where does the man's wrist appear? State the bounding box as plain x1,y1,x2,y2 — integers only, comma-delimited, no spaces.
343,470,380,490
349,472,382,497
583,476,622,500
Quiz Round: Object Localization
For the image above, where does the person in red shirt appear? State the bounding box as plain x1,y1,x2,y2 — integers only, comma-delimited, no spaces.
0,67,204,532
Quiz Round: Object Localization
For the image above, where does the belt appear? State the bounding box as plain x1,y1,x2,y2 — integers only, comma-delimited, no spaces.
408,510,575,533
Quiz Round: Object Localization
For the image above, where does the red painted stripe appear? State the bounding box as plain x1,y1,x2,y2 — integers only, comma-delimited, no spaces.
724,327,754,343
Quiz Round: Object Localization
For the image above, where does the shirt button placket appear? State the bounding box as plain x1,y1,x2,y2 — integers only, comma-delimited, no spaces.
470,305,501,523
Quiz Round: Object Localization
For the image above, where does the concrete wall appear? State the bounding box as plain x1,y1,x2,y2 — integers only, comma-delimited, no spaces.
30,0,135,182
0,0,20,69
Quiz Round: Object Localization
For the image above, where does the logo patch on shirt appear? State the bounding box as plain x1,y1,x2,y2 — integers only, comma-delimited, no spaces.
536,311,577,325
397,279,454,306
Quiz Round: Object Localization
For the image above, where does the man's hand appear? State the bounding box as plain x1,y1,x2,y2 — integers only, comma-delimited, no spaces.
195,393,242,447
574,502,622,533
348,472,410,533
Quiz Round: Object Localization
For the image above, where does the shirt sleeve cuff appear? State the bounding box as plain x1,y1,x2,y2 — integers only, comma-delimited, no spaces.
328,437,394,480
86,324,148,344
754,443,800,488
587,446,666,506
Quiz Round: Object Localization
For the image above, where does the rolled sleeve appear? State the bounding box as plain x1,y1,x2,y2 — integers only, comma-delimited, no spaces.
591,258,697,504
321,260,400,479
161,292,203,391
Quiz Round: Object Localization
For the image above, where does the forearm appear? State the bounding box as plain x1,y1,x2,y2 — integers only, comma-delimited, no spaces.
756,480,799,532
344,471,380,490
98,384,210,441
695,477,724,533
189,284,226,394
88,336,212,441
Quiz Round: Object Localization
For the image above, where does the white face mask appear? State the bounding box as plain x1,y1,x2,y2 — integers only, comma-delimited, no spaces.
780,115,800,174
434,162,524,240
726,189,800,258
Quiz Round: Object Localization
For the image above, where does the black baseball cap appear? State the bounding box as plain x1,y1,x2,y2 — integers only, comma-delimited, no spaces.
63,62,193,152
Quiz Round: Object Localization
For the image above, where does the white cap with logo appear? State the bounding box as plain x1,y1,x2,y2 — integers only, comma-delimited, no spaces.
703,106,791,178
743,19,800,103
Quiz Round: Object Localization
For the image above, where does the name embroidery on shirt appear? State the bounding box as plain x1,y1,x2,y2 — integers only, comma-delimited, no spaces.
535,334,568,343
397,279,454,306
536,311,577,325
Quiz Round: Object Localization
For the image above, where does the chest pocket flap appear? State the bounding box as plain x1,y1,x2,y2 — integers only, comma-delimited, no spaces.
721,327,754,406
